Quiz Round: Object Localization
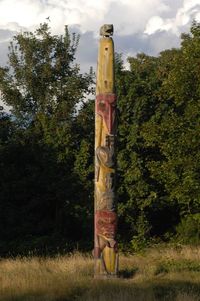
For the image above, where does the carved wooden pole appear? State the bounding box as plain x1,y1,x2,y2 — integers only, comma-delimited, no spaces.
94,24,118,278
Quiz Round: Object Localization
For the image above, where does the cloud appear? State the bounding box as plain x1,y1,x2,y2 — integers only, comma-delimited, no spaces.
145,16,170,34
145,0,200,35
0,0,184,36
0,28,17,43
0,0,199,73
72,27,98,73
0,28,18,67
0,1,198,41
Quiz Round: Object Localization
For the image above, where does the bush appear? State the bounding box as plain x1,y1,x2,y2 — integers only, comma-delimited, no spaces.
176,214,200,244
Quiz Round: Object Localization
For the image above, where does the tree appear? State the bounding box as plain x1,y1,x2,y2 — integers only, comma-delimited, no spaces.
115,53,166,249
141,21,200,244
0,23,93,255
115,22,200,247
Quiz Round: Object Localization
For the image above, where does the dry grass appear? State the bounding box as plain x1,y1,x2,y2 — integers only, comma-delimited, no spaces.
0,245,200,301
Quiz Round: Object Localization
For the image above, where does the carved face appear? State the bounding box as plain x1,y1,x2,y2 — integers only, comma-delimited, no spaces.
96,94,116,134
95,210,117,239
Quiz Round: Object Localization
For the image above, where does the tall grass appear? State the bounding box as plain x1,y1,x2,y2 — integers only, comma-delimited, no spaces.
0,245,200,301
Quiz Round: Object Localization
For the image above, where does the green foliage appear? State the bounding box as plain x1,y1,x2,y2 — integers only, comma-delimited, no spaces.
0,23,94,255
116,21,200,248
141,22,200,216
0,23,89,121
176,214,200,244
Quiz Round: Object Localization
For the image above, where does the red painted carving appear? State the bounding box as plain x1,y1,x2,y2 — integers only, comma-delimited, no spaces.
96,93,116,134
95,210,117,239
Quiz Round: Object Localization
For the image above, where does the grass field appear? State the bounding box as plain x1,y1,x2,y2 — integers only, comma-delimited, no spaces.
0,245,200,301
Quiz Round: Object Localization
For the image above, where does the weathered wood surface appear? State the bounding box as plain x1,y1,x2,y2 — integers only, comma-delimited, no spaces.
94,24,118,278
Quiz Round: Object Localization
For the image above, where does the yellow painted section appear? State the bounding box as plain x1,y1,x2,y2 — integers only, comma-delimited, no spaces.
95,114,103,149
95,37,115,197
96,37,114,95
103,246,117,273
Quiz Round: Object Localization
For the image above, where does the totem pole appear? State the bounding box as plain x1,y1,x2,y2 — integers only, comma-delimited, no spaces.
94,24,118,278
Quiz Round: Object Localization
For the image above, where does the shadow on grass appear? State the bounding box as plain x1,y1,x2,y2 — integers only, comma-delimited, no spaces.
150,280,200,301
1,280,200,301
119,267,139,278
79,279,200,301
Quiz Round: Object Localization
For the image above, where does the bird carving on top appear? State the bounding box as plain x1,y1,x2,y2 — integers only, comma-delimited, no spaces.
100,24,114,37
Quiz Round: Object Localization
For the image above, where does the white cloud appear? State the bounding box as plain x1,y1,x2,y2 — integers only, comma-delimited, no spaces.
0,0,198,41
0,0,199,37
0,0,41,28
0,0,111,35
145,16,165,34
0,0,199,73
0,0,180,36
145,0,200,35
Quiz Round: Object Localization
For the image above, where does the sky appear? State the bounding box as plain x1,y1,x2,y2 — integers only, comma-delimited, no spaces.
0,0,200,73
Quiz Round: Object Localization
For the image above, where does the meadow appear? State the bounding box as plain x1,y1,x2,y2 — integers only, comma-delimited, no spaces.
0,245,200,301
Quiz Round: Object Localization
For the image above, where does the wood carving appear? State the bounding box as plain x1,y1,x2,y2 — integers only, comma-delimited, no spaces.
94,24,118,278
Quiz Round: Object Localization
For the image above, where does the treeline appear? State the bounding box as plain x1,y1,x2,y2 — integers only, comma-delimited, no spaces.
0,22,200,256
